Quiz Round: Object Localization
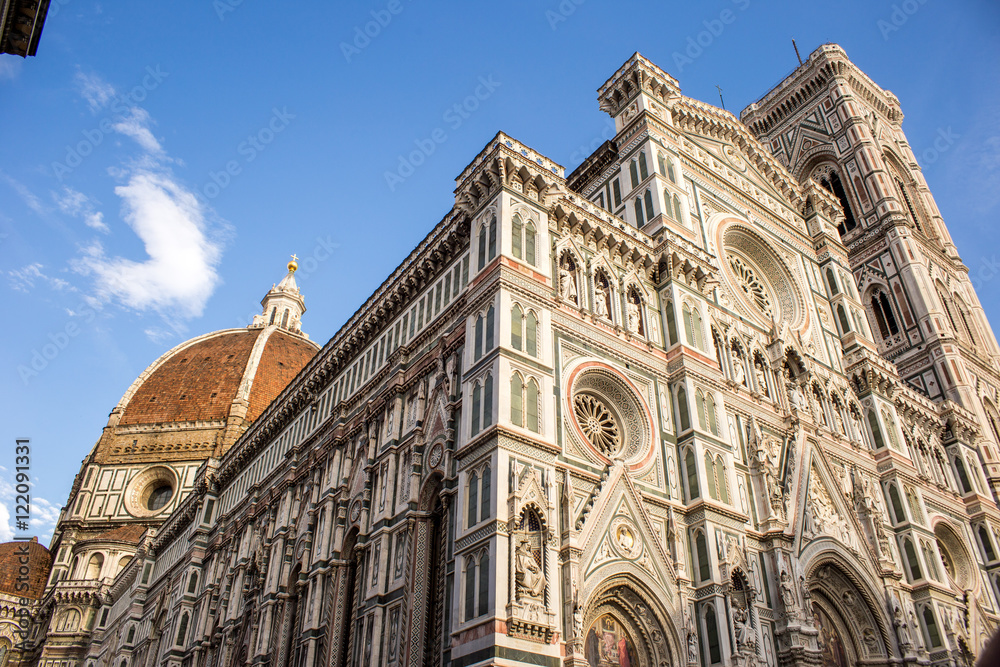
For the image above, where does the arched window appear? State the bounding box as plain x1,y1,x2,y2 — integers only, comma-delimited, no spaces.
464,554,477,620
643,189,654,223
638,151,649,180
979,526,997,562
665,300,677,345
954,455,973,494
488,215,497,262
888,483,906,523
696,532,710,582
677,386,690,432
86,553,104,580
903,538,922,581
526,311,538,357
704,452,716,500
512,213,523,259
281,308,289,328
474,315,484,360
881,410,899,448
663,189,673,219
895,177,924,234
685,449,699,500
868,410,886,449
657,152,667,176
483,374,494,429
525,222,536,266
481,466,491,522
268,307,277,325
468,471,479,527
683,304,695,347
717,460,728,504
826,268,839,296
629,160,639,188
176,612,189,646
818,170,858,235
477,223,487,270
696,390,707,431
511,305,522,351
954,294,978,346
692,307,704,350
510,374,523,427
672,194,682,222
187,571,199,594
471,382,482,435
871,290,899,339
667,161,677,183
704,605,721,664
478,550,490,617
634,198,644,226
922,607,942,648
706,394,718,436
526,379,539,433
485,305,495,351
836,305,851,336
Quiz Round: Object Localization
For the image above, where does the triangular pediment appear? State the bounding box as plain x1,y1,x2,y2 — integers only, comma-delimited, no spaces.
579,465,676,602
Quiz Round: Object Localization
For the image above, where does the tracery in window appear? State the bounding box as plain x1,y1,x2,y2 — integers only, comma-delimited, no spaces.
729,255,772,319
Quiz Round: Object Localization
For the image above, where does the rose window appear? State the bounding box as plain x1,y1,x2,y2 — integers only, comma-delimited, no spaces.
729,255,773,318
574,394,621,455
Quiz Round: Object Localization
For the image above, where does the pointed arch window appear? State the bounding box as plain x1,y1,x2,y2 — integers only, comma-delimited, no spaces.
922,607,942,648
485,305,495,351
979,526,997,562
268,307,277,325
510,305,538,357
488,215,497,262
643,189,654,223
474,315,484,360
672,194,683,222
481,466,491,522
477,222,487,270
684,448,699,500
511,374,523,427
888,482,906,524
477,550,490,617
464,555,477,620
819,170,858,235
525,222,536,265
826,268,839,296
483,374,493,429
638,151,649,180
868,410,886,449
903,538,922,581
677,386,691,433
657,152,667,177
468,471,479,527
955,295,978,346
683,304,695,346
836,305,851,336
511,305,523,351
667,161,677,183
704,605,721,664
696,390,707,431
176,612,189,647
511,214,537,266
629,160,639,188
512,213,523,259
187,571,199,594
696,531,710,582
471,382,482,435
526,379,539,433
871,290,899,339
664,189,673,219
634,198,644,226
526,311,538,357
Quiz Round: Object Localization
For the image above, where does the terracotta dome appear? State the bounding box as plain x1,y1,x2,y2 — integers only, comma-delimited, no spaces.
92,262,321,465
0,538,52,599
118,327,319,426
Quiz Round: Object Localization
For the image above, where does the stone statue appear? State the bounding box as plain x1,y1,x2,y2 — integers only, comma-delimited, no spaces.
594,279,609,318
687,629,699,664
559,261,578,303
731,348,747,386
627,300,641,333
515,538,545,600
754,359,770,397
893,602,912,647
788,382,806,412
779,570,796,614
732,605,752,649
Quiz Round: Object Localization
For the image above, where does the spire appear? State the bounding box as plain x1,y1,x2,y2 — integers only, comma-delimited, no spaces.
251,255,307,335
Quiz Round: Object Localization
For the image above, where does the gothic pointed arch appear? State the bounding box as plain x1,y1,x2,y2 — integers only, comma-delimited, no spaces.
581,575,681,667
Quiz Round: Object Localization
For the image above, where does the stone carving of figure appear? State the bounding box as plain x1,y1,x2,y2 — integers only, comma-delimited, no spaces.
559,258,578,304
731,348,747,386
732,605,753,650
754,358,770,398
762,445,786,520
908,610,926,651
779,570,796,614
893,602,912,647
626,300,641,334
687,629,699,664
788,382,806,412
515,538,545,600
594,277,609,318
665,507,678,564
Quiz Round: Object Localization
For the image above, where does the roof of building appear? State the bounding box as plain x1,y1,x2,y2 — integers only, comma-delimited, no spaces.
0,538,53,600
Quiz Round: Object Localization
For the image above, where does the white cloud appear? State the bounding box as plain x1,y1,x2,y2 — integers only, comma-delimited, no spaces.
64,72,225,322
112,107,162,155
73,171,222,318
76,70,116,112
8,263,72,292
1,172,46,215
53,186,110,233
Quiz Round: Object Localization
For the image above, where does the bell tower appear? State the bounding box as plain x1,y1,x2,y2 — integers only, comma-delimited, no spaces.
742,43,1000,491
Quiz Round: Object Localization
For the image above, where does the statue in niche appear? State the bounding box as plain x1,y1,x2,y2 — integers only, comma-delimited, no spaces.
732,605,752,649
687,629,699,664
594,273,611,319
788,382,807,412
893,601,912,648
515,536,545,600
626,289,644,335
559,255,578,304
731,346,747,386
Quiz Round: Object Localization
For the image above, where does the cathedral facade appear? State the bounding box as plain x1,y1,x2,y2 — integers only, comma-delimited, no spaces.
28,45,1000,667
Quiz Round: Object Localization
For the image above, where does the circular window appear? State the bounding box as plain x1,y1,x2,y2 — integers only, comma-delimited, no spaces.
567,362,653,468
721,225,803,328
146,485,173,511
124,466,178,518
573,393,622,456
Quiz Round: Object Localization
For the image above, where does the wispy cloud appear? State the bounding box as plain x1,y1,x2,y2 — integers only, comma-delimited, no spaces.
0,468,60,544
65,72,224,324
1,172,47,215
8,263,73,292
53,186,109,232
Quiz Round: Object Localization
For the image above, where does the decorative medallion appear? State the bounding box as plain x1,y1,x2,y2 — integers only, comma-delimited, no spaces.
349,499,362,524
427,442,444,469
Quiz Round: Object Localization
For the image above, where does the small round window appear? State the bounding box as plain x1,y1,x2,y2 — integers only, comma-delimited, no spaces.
146,485,173,511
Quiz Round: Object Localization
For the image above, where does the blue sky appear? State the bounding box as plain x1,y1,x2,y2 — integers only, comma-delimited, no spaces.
1,1,998,545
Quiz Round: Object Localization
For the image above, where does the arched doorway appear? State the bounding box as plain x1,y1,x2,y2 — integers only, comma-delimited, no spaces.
806,562,889,666
583,579,678,667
